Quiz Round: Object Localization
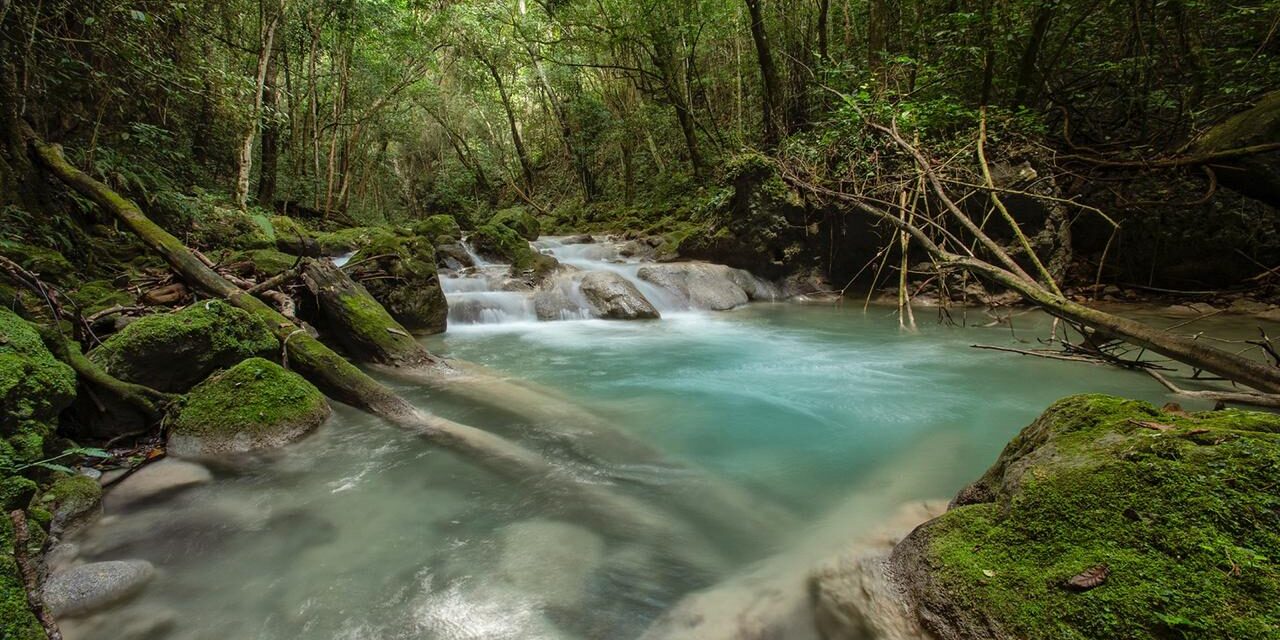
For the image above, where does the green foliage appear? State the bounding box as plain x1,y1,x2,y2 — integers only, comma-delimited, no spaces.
926,394,1280,639
489,207,541,240
408,215,462,244
0,309,77,473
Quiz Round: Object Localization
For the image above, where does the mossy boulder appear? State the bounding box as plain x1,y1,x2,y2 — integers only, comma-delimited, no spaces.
890,394,1280,640
1,309,76,474
168,358,330,456
87,300,278,393
40,474,102,535
348,234,448,334
312,226,397,256
1191,90,1280,206
270,215,322,257
409,215,463,244
67,279,134,317
470,223,558,277
190,205,276,250
490,207,541,240
0,239,76,285
228,248,300,277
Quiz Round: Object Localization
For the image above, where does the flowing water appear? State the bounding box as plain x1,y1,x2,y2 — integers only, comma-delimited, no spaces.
64,238,1277,640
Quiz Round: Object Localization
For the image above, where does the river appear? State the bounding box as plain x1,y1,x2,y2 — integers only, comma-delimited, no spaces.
63,237,1275,639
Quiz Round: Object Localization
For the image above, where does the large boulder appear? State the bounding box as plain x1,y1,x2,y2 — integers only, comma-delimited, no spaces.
1191,90,1280,206
87,300,279,393
43,559,155,618
636,263,775,310
311,226,397,256
579,271,660,320
104,459,211,511
490,207,541,240
870,395,1280,640
469,223,559,277
409,214,463,243
347,234,448,334
168,358,330,457
0,308,76,475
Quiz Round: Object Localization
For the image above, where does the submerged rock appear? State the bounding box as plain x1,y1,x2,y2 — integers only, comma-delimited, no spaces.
168,357,330,456
861,395,1280,640
497,519,605,610
86,300,278,393
43,559,155,618
579,271,660,320
105,459,211,510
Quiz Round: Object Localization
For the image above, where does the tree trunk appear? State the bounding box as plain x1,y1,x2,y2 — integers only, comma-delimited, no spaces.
234,0,285,210
481,57,535,195
1013,0,1057,107
255,38,282,205
867,0,889,86
652,35,707,178
744,0,786,146
817,0,830,62
300,259,436,367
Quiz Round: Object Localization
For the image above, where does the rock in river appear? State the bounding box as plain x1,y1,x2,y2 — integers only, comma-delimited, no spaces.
43,560,155,617
105,459,211,510
637,263,776,310
579,271,660,320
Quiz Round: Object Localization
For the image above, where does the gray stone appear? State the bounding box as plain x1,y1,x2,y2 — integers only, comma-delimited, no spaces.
579,271,660,320
637,263,755,310
497,519,605,610
105,459,211,510
43,560,155,617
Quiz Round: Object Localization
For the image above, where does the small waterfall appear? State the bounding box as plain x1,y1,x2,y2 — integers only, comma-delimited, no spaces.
441,235,775,328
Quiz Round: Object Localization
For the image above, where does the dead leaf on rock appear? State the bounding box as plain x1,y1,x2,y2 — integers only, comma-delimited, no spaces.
982,569,996,578
1065,564,1109,591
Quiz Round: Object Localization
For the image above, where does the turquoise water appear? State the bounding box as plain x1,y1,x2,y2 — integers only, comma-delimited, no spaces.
67,302,1240,640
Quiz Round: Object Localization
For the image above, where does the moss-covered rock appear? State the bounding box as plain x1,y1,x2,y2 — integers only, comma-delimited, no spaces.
40,474,102,535
490,207,541,240
409,215,463,244
270,215,322,257
87,300,278,393
67,279,134,317
1191,90,1280,206
189,204,276,250
892,394,1280,640
348,234,448,334
470,223,558,277
228,248,300,277
169,357,330,456
0,239,76,285
1,309,76,477
312,226,397,256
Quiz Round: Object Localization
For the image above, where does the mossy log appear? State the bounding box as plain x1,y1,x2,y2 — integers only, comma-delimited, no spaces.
23,131,732,568
299,260,436,367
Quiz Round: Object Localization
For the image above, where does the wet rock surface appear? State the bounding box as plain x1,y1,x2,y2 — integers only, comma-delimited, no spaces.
43,560,155,618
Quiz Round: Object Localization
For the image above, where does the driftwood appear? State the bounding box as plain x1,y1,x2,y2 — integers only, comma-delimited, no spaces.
9,510,63,640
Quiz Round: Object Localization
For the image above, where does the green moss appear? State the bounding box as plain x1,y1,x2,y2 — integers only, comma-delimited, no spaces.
925,394,1280,639
410,215,463,244
312,226,397,255
230,248,300,276
87,300,278,392
470,223,555,275
0,309,76,469
490,207,541,240
67,279,133,316
172,357,328,441
189,203,276,250
0,239,76,285
349,235,447,334
0,477,36,511
40,474,102,523
0,516,43,640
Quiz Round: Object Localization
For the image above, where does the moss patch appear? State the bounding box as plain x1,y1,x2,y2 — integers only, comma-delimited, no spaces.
922,394,1280,639
0,309,76,477
0,516,43,640
349,235,447,334
230,248,300,276
312,226,397,255
470,223,557,276
409,215,463,244
490,207,541,240
67,279,134,317
87,300,278,392
0,239,76,285
170,357,329,454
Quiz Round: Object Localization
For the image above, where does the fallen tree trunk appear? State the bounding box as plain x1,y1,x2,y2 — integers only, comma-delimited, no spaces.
779,121,1280,399
23,131,731,565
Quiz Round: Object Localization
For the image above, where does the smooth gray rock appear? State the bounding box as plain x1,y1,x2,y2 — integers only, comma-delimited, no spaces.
43,560,155,617
105,459,211,510
498,519,605,610
637,263,756,310
579,271,660,320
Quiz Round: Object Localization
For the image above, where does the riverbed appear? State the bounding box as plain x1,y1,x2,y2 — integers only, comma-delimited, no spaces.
63,241,1276,640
